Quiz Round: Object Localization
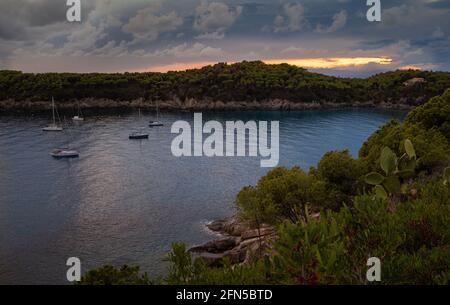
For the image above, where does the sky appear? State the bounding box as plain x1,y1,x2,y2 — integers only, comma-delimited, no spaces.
0,0,449,77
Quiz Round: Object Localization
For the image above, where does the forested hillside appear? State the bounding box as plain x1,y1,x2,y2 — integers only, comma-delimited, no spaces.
1,61,450,109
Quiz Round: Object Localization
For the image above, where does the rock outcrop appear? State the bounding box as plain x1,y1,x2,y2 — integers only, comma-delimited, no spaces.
189,217,277,267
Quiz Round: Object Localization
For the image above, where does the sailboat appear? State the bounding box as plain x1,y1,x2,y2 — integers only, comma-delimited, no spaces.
43,97,63,131
129,109,149,139
50,148,79,158
149,101,163,127
50,118,79,158
72,102,84,121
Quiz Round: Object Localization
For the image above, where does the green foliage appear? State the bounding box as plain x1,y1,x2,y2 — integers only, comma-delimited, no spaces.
166,243,268,285
78,265,151,285
406,88,450,141
271,181,450,284
236,152,366,224
360,123,449,173
444,167,450,186
364,139,417,199
236,167,329,223
165,179,449,285
1,62,450,106
317,150,365,194
360,89,450,173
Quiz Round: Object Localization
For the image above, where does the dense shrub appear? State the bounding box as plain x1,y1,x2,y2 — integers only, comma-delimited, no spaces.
269,185,450,284
406,88,450,140
165,243,268,285
164,178,449,285
315,150,366,206
79,265,151,285
236,167,329,223
359,122,449,173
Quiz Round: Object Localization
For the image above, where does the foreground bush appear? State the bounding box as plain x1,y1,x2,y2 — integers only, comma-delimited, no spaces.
406,88,450,141
165,179,450,285
79,265,151,285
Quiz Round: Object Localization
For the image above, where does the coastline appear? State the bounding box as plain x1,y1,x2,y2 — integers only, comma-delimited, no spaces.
0,98,415,113
189,217,277,267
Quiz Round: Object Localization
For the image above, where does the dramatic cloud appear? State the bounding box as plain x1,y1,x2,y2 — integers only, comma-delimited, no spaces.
0,0,449,75
194,1,242,39
123,4,183,43
315,10,347,33
273,3,307,33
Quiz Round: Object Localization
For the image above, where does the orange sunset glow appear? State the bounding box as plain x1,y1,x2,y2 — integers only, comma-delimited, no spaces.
264,57,393,69
143,57,393,73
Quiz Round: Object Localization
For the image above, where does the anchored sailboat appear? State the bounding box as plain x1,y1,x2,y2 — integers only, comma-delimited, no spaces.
129,108,149,139
50,148,79,158
149,101,163,127
72,102,84,121
43,97,63,131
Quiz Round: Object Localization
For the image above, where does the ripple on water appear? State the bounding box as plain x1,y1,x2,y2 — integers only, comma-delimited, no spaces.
0,109,406,284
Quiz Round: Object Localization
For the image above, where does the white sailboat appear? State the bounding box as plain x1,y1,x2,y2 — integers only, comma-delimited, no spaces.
50,148,79,158
50,117,80,158
43,97,63,131
129,109,149,139
72,102,84,121
149,101,163,127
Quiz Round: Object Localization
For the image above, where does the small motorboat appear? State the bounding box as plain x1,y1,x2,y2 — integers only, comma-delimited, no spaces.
129,131,149,140
50,149,79,158
149,120,164,127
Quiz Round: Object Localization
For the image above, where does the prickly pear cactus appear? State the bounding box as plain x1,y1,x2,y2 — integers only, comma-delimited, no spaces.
364,139,418,200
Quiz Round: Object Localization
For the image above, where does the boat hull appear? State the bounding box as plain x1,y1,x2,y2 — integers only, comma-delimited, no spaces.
43,126,63,131
50,150,79,158
129,134,149,140
149,122,164,127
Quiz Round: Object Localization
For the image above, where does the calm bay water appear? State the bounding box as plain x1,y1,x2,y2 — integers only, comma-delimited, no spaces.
0,109,405,284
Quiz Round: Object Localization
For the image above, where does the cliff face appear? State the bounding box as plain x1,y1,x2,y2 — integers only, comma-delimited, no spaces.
0,97,415,112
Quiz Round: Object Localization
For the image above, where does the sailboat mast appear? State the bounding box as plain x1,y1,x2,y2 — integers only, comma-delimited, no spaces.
156,102,160,120
52,97,56,126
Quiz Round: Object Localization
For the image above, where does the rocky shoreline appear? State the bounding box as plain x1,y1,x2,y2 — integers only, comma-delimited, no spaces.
0,97,416,113
189,217,277,267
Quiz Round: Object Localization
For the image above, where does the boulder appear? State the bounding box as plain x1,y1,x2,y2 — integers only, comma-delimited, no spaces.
207,217,252,236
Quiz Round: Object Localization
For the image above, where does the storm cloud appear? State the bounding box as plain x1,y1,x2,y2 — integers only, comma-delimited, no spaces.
0,0,449,75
